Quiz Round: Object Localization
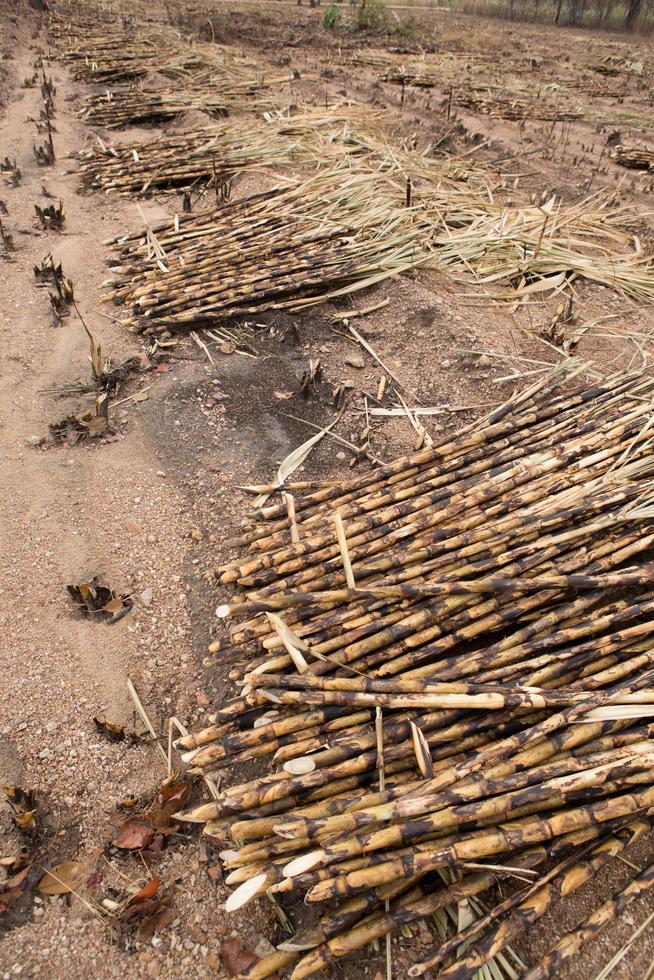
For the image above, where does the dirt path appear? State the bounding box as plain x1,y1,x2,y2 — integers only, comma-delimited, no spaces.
0,24,227,979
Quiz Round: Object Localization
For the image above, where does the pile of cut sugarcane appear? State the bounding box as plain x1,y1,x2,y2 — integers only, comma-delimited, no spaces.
49,16,263,85
610,144,654,171
452,87,582,122
77,71,295,128
174,368,654,979
72,108,385,195
50,25,183,82
101,166,654,331
49,13,297,128
590,55,645,76
101,168,432,331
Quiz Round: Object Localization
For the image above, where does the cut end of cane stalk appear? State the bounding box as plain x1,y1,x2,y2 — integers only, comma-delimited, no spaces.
283,757,316,776
225,866,259,885
283,850,323,878
225,873,268,912
219,848,240,861
215,603,232,619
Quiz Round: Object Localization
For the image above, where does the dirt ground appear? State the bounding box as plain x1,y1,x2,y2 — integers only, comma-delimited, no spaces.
2,0,654,977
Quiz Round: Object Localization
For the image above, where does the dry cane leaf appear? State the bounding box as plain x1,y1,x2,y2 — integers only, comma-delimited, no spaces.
253,414,341,507
38,860,87,895
410,721,434,779
265,613,310,673
513,271,567,296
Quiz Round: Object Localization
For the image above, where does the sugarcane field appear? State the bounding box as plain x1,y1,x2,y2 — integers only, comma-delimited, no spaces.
7,0,654,977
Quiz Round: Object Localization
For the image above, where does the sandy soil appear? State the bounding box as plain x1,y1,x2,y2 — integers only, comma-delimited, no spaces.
1,1,654,978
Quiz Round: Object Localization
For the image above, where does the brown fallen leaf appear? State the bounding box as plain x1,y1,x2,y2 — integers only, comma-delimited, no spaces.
126,878,160,906
113,816,155,851
220,939,259,977
3,863,32,891
139,903,174,940
116,879,174,938
0,861,48,911
141,834,165,860
149,780,192,832
38,860,87,896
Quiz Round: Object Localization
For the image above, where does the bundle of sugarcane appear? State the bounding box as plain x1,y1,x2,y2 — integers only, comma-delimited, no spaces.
102,161,654,329
77,71,297,128
610,144,654,171
72,108,387,196
51,18,264,85
452,88,582,122
383,64,446,89
172,368,654,978
380,56,500,89
60,41,182,83
101,168,432,331
590,55,645,76
48,20,184,82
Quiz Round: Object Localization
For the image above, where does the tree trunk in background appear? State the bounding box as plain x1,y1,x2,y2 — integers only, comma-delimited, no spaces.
626,0,641,27
554,0,564,22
